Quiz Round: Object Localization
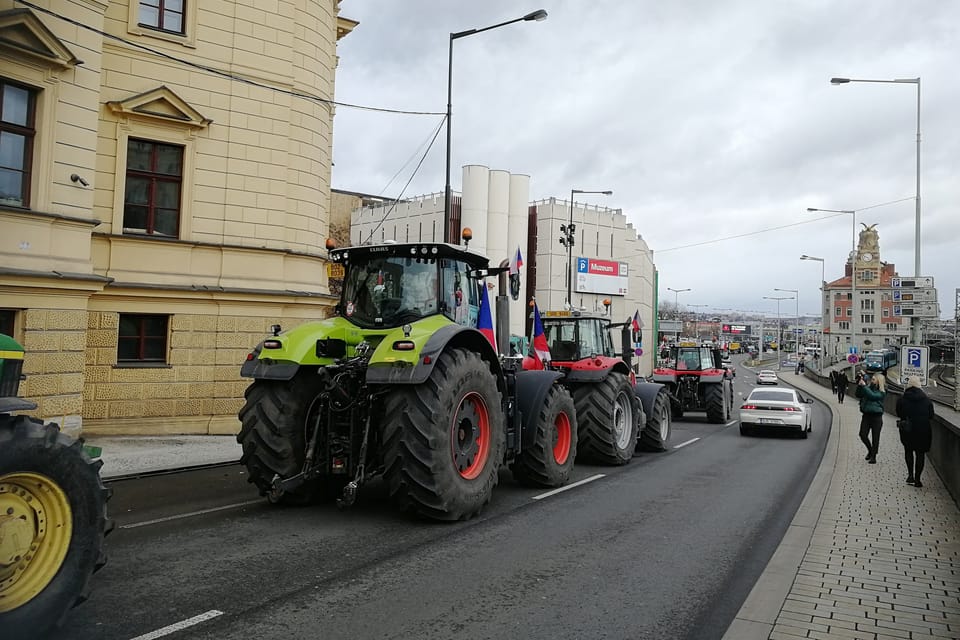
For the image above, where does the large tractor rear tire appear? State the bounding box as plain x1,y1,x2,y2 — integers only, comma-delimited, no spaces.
511,384,576,488
574,372,639,465
382,348,505,521
705,382,727,424
638,386,672,452
0,415,111,640
238,373,338,505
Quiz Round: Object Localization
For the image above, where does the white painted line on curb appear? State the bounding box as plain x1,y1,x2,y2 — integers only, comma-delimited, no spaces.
129,610,224,640
532,474,605,500
121,500,262,529
725,420,737,426
673,437,700,449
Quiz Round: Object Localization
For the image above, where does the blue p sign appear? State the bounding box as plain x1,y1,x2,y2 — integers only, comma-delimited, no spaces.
907,348,922,367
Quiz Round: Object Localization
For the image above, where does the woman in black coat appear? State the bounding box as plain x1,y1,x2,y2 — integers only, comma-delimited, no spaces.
895,376,935,487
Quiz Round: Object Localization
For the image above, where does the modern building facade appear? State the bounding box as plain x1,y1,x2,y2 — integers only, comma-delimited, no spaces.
1,1,355,435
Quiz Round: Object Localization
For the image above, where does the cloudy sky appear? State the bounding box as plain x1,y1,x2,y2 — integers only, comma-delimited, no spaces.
330,0,959,322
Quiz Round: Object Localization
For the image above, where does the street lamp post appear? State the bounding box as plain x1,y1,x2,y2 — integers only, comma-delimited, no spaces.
562,188,612,307
774,287,800,360
667,287,691,343
800,255,826,364
443,9,548,242
830,76,921,343
764,295,793,371
807,207,858,360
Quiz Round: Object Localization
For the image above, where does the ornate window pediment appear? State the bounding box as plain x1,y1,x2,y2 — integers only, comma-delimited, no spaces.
106,86,211,129
0,8,81,69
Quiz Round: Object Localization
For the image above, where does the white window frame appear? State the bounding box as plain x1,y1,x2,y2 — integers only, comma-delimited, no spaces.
127,1,198,48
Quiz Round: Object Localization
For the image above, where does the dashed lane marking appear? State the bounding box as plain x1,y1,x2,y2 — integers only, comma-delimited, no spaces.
673,437,701,449
129,610,224,640
121,500,262,529
532,474,605,500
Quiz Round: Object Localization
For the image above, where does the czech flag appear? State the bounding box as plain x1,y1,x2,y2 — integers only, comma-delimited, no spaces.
509,246,524,276
532,302,551,364
478,280,497,352
632,309,642,332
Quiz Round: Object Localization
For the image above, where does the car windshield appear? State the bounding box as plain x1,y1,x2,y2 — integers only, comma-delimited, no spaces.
748,390,796,402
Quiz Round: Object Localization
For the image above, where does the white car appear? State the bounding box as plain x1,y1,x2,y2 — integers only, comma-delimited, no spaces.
739,388,813,438
756,370,778,385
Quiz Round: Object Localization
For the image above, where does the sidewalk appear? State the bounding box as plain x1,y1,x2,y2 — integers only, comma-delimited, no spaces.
85,435,241,479
724,371,960,639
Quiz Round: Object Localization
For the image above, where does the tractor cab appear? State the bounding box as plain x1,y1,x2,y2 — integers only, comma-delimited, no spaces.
538,311,619,362
331,243,488,330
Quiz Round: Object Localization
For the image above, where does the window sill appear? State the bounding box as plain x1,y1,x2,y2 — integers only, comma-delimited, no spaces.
113,362,171,369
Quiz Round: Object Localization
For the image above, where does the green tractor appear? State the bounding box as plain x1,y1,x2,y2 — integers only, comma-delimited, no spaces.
0,334,111,639
238,241,577,520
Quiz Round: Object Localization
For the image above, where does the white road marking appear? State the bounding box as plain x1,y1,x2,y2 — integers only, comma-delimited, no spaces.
129,610,224,640
121,500,262,529
532,474,605,500
673,437,700,449
725,420,737,426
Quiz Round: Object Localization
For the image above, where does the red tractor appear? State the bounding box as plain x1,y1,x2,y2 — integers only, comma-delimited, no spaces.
522,311,672,464
652,345,734,423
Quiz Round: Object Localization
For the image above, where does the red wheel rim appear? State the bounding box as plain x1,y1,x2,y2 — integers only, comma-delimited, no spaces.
451,391,491,480
553,411,572,464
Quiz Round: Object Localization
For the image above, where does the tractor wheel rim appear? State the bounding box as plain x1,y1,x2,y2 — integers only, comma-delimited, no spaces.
452,391,491,480
0,472,72,613
612,391,633,449
552,411,572,464
658,400,671,441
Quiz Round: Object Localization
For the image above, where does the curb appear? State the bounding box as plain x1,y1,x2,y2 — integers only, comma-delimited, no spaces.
721,372,842,639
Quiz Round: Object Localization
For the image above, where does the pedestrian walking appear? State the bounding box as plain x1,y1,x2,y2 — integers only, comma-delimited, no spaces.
835,369,847,404
855,371,886,464
829,369,838,394
895,377,934,487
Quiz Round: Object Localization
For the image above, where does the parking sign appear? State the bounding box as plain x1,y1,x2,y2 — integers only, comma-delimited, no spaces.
899,345,929,386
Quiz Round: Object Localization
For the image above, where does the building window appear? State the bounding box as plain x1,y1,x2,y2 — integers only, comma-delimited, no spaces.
862,299,874,310
883,308,889,317
838,321,849,330
0,309,15,336
846,309,852,317
0,80,36,208
835,306,842,317
139,0,185,34
124,139,183,237
846,293,852,300
886,323,898,331
862,314,874,325
118,314,169,363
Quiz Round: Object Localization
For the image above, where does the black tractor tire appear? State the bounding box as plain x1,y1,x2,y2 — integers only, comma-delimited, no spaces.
573,372,639,465
511,384,577,488
705,382,727,424
0,415,112,640
638,386,672,452
237,373,337,505
381,348,505,521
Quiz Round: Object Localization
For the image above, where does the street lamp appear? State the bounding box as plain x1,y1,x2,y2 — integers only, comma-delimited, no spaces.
830,75,921,343
442,9,548,242
775,288,800,361
806,207,858,358
764,295,793,370
800,255,826,364
561,188,612,307
666,287,691,343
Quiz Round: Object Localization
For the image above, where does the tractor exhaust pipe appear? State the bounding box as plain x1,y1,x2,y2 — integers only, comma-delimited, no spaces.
496,260,511,355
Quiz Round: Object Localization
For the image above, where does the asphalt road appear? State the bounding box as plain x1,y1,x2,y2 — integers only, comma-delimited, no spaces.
53,358,830,640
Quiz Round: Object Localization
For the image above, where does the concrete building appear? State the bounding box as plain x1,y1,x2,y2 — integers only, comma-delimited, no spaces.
351,165,659,375
0,1,355,435
822,223,909,360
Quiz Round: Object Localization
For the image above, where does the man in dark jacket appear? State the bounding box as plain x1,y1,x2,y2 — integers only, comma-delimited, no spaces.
855,372,885,463
895,376,934,487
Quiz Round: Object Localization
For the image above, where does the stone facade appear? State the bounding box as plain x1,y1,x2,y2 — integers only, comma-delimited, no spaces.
0,1,355,435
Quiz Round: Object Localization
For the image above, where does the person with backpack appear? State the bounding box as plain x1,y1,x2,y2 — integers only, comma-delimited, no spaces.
856,371,886,464
895,377,935,487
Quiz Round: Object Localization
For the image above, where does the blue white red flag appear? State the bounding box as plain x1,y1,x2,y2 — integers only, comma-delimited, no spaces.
532,302,551,364
477,281,497,352
632,309,642,332
509,246,524,276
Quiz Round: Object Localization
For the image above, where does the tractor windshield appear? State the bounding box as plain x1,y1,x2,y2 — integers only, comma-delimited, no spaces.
341,256,440,328
541,318,615,361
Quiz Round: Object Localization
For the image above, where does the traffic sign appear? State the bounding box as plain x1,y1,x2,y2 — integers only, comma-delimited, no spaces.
847,354,859,364
892,303,939,318
892,288,937,303
899,345,929,386
326,263,345,278
891,277,934,288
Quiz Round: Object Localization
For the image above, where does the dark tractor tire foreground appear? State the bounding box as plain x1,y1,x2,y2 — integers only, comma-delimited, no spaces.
381,348,505,521
573,372,639,465
705,382,728,424
638,386,672,452
511,384,577,488
238,373,342,505
0,415,111,640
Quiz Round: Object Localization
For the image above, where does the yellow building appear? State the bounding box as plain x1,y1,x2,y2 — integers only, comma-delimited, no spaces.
0,1,356,436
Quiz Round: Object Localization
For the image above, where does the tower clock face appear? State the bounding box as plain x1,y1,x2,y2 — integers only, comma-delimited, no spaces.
861,252,874,262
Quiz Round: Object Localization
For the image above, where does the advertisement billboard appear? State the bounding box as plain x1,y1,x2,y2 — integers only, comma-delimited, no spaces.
575,257,629,296
721,323,751,335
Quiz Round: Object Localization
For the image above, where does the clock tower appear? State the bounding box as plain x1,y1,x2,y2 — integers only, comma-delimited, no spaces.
855,223,881,280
